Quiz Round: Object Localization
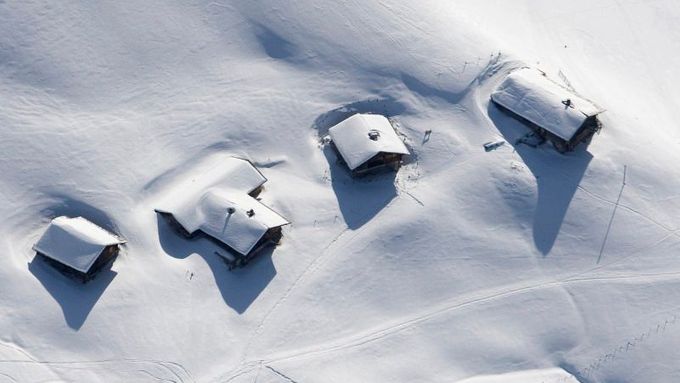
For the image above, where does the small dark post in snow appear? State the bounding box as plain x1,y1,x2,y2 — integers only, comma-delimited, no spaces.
597,164,628,264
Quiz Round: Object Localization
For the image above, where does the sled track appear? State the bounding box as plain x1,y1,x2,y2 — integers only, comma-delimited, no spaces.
265,270,680,366
220,265,680,382
0,352,193,383
241,196,400,363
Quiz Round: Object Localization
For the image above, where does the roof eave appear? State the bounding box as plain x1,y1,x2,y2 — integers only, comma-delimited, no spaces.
32,246,99,274
491,97,577,142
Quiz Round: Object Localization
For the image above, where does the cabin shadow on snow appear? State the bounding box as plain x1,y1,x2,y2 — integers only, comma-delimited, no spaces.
321,145,397,229
28,256,116,330
314,102,403,229
27,196,122,329
488,103,593,255
156,215,276,314
253,24,297,60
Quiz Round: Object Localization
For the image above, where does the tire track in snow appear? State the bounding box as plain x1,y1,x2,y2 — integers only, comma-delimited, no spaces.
241,168,410,361
257,269,680,366
0,356,193,383
240,225,351,362
241,197,400,362
264,365,300,383
138,368,178,383
220,264,680,382
232,139,680,379
0,340,35,362
576,184,679,234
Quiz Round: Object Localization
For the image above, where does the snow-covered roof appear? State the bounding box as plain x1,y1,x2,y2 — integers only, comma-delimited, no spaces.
155,157,289,256
491,68,603,141
33,216,124,273
329,114,410,170
173,156,267,197
175,189,288,255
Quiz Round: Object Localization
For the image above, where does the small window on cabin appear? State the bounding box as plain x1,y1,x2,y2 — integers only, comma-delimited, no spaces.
368,130,381,141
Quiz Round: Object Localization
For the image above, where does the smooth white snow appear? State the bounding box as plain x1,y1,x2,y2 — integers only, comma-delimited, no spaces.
156,156,268,199
329,113,410,170
32,216,123,273
491,68,602,141
455,368,579,383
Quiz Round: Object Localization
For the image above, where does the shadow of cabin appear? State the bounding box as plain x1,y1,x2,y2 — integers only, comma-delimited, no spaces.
322,143,398,229
28,257,117,330
156,213,277,314
157,211,284,269
488,101,593,255
36,245,120,284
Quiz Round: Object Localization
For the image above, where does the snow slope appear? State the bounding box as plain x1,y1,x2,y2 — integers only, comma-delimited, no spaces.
2,0,680,382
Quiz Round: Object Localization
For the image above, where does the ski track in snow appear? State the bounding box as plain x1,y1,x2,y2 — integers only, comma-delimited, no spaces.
0,372,16,383
577,184,679,233
229,135,680,380
264,365,300,383
0,332,198,381
241,195,400,363
0,352,193,383
260,271,680,363
220,264,680,381
4,1,680,382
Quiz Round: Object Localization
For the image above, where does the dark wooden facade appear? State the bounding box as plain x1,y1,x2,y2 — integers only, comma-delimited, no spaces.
331,143,405,177
157,212,284,269
223,226,283,270
38,244,120,283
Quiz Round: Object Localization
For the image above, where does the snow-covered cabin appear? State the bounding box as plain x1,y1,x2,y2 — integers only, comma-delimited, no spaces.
329,114,410,176
154,157,289,267
491,68,603,153
33,216,125,283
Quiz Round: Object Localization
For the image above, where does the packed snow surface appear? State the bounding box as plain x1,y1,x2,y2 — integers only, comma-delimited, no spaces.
491,68,601,141
2,0,680,382
328,113,410,170
32,216,124,273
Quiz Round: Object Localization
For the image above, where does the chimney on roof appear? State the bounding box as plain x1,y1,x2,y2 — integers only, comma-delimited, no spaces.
246,209,255,217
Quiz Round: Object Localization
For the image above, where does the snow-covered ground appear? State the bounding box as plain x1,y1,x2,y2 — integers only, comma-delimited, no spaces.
2,1,680,382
